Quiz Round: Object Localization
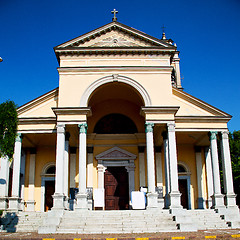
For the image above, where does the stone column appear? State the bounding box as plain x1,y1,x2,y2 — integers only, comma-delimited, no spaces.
87,147,94,188
126,160,135,206
97,160,106,189
0,156,10,210
167,123,182,210
75,123,88,210
26,148,36,211
138,146,146,187
52,124,65,210
195,147,205,209
209,131,225,209
9,133,22,211
205,147,214,209
220,131,237,208
63,132,70,209
145,122,158,208
162,131,170,208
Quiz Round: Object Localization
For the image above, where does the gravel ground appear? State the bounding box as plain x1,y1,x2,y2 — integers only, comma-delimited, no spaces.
0,229,240,240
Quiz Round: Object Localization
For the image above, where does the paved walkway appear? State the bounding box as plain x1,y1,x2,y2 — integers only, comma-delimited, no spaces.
0,229,240,240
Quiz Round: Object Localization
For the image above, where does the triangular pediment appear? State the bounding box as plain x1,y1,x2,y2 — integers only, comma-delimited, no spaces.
95,147,136,160
172,88,231,118
55,21,175,50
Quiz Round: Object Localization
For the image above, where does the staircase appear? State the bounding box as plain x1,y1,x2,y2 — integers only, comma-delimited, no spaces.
0,212,47,232
189,209,230,230
56,210,178,234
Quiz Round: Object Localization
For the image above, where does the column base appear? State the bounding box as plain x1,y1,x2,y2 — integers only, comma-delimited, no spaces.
75,193,88,210
26,200,35,211
8,197,21,211
225,193,237,207
146,192,158,209
169,191,182,209
52,193,65,210
207,198,212,209
211,193,225,209
64,196,69,210
0,197,8,210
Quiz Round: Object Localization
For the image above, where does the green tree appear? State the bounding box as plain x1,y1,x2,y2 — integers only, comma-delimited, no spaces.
229,130,240,206
0,100,18,160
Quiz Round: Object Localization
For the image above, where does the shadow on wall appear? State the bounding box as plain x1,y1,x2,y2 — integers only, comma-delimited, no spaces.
0,212,18,232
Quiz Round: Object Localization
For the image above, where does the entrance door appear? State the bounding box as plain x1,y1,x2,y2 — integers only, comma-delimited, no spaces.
179,178,189,209
104,167,129,210
45,180,55,212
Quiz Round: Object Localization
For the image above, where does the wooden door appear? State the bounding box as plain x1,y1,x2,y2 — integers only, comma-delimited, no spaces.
104,167,129,210
179,178,189,209
45,181,55,212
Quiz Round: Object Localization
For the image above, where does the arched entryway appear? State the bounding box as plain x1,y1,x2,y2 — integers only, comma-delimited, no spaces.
178,162,191,209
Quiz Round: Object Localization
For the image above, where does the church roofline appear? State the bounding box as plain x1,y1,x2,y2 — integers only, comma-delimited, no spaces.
173,87,232,119
17,87,59,116
54,21,176,49
54,21,176,63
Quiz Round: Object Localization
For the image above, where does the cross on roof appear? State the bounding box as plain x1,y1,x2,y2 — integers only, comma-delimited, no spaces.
111,9,118,22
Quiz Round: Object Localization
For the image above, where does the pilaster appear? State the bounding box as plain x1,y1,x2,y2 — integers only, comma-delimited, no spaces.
138,146,146,187
26,148,36,211
195,147,205,209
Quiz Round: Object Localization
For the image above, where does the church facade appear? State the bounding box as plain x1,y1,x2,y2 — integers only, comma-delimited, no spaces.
0,15,239,231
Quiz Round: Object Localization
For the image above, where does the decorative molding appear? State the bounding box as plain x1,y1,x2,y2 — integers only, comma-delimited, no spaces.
90,35,141,47
95,147,137,160
141,106,179,116
54,21,175,50
18,117,56,125
80,74,152,107
52,107,92,117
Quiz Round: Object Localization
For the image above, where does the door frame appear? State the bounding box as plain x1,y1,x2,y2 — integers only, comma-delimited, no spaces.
178,175,191,210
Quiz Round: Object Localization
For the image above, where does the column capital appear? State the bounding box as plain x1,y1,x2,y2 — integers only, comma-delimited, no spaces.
145,122,154,133
97,164,106,173
78,123,88,134
167,123,176,132
138,146,145,153
209,131,218,140
15,133,22,142
221,131,229,139
57,124,65,133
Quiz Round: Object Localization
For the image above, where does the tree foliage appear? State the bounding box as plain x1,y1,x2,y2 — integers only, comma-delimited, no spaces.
0,100,18,160
229,130,240,206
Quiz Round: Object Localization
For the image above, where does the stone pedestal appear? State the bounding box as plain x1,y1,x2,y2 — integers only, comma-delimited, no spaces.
52,193,65,210
75,193,88,210
169,192,182,210
0,197,8,210
26,200,35,211
146,192,158,209
8,197,21,211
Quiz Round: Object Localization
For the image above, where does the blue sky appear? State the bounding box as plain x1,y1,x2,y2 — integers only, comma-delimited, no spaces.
0,0,239,132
